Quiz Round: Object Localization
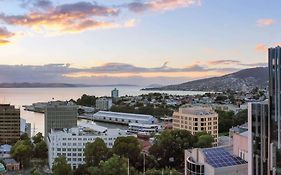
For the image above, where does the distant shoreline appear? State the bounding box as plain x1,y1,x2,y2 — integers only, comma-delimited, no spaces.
0,83,137,88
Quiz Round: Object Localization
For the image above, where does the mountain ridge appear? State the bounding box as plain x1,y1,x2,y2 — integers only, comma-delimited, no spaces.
143,67,268,92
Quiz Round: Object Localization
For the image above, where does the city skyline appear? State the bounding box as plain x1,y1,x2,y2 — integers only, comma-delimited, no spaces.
0,0,280,85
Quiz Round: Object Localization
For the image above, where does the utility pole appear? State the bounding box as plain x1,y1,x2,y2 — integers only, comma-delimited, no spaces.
128,158,130,175
143,153,146,175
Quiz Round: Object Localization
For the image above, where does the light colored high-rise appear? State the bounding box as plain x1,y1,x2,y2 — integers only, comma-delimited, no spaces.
0,104,20,144
111,88,119,99
44,101,78,137
173,105,218,145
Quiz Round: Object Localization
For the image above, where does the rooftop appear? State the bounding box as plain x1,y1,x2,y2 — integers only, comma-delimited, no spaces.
94,111,155,120
179,105,217,116
202,147,247,168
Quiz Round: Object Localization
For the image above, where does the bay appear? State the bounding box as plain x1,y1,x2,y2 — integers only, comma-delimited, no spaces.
0,86,206,136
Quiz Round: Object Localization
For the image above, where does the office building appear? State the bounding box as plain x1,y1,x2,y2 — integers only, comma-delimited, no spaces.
93,111,156,125
44,101,78,137
248,46,281,175
47,123,131,170
111,88,119,98
184,146,248,175
268,46,281,174
0,104,20,144
248,101,269,175
95,98,112,111
173,105,218,145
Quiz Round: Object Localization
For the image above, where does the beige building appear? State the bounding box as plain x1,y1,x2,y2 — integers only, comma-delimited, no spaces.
173,105,218,144
44,101,78,137
0,104,20,144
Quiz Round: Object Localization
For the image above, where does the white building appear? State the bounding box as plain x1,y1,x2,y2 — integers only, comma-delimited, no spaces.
47,123,131,170
184,146,248,175
95,98,112,111
93,111,157,125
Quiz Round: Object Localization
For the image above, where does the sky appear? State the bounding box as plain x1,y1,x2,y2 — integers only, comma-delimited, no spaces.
0,0,280,86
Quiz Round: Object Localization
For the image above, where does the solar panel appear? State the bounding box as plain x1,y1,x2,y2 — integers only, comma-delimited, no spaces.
202,147,247,168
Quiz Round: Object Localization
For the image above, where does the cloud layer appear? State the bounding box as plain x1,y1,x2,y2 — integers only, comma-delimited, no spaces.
0,27,14,45
0,60,266,85
0,0,200,44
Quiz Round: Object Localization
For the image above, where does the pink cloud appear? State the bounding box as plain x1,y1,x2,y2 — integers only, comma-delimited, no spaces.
257,18,275,27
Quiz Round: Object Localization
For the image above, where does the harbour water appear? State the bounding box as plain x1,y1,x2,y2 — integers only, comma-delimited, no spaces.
0,86,206,136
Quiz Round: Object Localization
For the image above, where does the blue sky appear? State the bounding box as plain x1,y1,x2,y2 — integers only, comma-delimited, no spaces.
0,0,279,85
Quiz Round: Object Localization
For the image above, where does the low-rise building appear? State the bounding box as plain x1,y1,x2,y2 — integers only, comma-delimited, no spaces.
184,146,248,175
173,105,218,145
47,123,132,170
93,111,156,125
0,144,11,158
95,98,112,111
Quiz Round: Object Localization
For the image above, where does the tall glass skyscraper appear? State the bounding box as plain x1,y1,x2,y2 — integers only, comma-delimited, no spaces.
249,46,281,175
269,46,281,174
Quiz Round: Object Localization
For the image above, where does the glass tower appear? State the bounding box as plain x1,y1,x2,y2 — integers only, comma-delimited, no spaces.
269,46,281,174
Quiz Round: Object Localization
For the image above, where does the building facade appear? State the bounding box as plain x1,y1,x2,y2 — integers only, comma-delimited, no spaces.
0,104,20,144
44,101,78,137
268,46,281,174
47,126,131,170
248,101,269,175
93,111,156,125
173,105,218,145
95,98,112,111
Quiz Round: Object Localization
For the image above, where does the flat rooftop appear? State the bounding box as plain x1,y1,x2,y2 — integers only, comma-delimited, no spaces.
202,147,247,168
93,111,155,121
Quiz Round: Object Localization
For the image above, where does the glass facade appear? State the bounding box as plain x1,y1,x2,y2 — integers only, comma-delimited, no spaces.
186,157,204,175
269,46,281,175
250,102,269,175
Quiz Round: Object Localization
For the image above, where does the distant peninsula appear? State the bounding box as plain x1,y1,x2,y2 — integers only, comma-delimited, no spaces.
143,67,268,92
0,83,137,88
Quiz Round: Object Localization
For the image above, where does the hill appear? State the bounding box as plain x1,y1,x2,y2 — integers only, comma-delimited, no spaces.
143,67,268,92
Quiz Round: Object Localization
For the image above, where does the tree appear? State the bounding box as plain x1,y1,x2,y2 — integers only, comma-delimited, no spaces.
33,140,48,158
32,132,43,144
112,136,141,165
11,139,33,168
85,138,109,166
31,168,42,175
73,165,90,175
196,134,214,148
149,129,196,168
216,110,235,133
146,168,181,175
76,94,96,107
88,155,128,175
52,156,72,175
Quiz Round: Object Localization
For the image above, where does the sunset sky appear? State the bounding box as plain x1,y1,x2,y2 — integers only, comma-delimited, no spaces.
0,0,280,85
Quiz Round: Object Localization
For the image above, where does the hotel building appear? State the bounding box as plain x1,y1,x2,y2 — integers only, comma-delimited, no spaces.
173,105,218,145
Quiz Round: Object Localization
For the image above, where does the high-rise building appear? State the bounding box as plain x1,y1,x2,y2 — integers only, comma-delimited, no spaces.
111,88,119,99
248,46,281,175
44,101,78,137
269,46,281,174
173,105,218,145
0,104,20,144
248,101,269,175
